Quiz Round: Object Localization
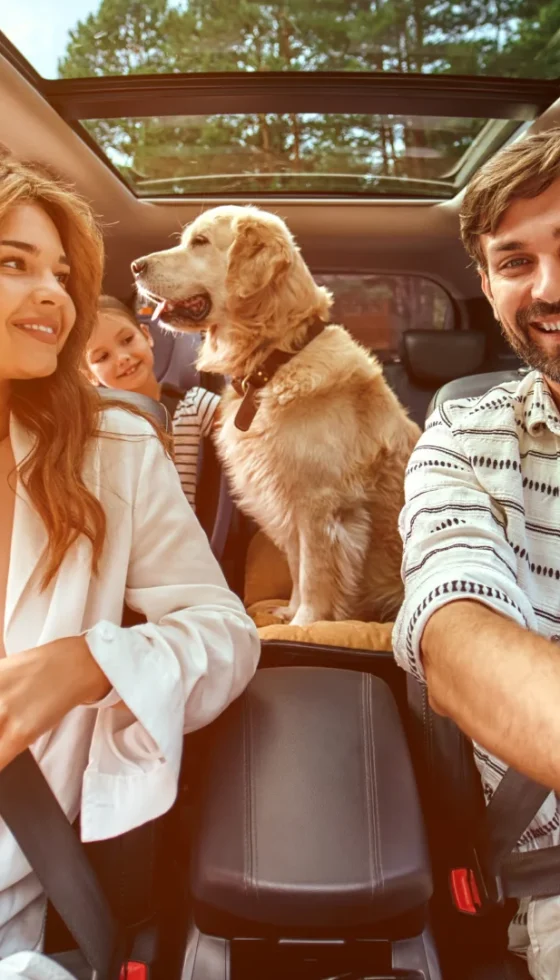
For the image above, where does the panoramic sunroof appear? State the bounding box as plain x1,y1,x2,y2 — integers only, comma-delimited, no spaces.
1,1,559,81
81,114,519,199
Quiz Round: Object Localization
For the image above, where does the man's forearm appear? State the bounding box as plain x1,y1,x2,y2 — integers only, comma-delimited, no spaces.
422,600,560,791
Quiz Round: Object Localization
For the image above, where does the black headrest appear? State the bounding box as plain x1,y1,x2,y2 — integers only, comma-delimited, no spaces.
96,387,171,434
401,330,486,386
426,369,527,421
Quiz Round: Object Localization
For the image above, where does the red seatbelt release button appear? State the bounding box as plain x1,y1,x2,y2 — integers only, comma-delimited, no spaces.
119,963,148,980
450,867,482,915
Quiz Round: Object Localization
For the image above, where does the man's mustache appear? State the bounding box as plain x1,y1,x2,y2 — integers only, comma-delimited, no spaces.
516,301,560,329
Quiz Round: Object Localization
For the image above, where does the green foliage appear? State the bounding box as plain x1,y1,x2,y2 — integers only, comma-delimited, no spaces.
59,0,560,195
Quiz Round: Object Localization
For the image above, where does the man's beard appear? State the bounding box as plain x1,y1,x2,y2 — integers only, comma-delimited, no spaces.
502,300,560,384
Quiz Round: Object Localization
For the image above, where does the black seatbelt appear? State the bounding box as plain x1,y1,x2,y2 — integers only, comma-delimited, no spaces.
159,384,184,424
0,749,125,980
482,766,560,900
453,764,560,910
483,766,552,865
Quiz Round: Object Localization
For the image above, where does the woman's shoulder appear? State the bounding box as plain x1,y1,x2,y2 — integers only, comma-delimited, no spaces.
94,407,164,468
97,405,158,439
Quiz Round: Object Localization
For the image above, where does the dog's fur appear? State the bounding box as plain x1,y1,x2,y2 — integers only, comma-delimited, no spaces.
134,206,420,625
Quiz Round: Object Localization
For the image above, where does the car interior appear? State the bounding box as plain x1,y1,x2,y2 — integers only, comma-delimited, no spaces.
1,7,559,979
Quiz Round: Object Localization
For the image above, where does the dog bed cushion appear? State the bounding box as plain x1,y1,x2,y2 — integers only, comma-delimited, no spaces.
244,532,394,652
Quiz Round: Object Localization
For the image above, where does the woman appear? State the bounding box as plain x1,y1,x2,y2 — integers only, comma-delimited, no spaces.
0,154,260,978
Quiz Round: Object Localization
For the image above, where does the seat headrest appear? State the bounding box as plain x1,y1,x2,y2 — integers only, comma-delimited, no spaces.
97,387,171,433
150,320,201,390
401,330,486,386
426,369,527,421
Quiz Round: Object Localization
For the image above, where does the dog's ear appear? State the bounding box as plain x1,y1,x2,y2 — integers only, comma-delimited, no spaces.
227,215,292,300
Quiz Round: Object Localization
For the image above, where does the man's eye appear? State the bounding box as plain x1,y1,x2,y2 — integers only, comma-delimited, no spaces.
502,257,529,269
191,235,209,247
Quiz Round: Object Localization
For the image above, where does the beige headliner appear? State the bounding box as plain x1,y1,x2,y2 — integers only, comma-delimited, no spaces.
1,53,560,305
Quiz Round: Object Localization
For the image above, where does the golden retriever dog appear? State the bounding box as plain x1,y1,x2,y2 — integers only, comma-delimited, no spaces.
132,206,420,625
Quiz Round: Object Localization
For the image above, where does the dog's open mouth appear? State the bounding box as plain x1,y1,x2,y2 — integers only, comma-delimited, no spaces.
152,292,212,324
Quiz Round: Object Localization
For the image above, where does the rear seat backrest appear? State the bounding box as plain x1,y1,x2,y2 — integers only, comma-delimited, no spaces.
150,319,202,390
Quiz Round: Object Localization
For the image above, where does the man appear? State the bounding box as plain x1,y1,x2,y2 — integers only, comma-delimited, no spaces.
393,126,560,979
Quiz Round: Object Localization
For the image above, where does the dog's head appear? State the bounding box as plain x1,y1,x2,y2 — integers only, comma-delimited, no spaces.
132,205,331,372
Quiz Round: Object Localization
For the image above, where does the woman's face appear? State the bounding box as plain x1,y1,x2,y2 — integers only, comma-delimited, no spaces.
0,202,76,383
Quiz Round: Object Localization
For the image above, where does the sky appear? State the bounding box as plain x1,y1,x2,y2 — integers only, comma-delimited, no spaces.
0,1,98,77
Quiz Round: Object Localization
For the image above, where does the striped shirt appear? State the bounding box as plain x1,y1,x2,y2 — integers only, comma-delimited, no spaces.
393,370,560,852
172,386,220,508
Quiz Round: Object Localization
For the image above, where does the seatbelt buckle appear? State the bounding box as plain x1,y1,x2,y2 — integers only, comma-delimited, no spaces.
119,963,148,980
450,849,504,916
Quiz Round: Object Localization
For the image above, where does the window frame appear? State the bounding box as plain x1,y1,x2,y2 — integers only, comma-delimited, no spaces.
312,268,463,359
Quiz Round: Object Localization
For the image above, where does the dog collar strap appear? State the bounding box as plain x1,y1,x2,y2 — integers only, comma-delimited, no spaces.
232,318,326,433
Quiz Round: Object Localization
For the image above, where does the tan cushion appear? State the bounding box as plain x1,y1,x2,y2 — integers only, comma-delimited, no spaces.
246,599,394,651
244,531,291,607
244,533,394,652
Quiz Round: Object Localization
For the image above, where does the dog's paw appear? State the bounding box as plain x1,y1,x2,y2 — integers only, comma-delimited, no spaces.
269,605,295,623
289,605,321,627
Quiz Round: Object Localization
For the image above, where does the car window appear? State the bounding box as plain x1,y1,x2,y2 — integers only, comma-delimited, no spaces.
314,273,455,355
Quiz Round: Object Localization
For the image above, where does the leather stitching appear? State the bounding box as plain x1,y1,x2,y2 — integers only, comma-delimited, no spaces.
368,675,384,897
242,697,251,898
248,694,259,901
362,674,378,901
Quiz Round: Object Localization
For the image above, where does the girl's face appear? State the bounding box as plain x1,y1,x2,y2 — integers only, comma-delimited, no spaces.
86,311,155,392
0,203,76,383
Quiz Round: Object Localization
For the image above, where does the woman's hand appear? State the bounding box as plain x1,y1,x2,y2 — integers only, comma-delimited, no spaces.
0,636,111,771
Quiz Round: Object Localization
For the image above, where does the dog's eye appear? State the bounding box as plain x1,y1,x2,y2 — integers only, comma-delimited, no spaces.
191,235,209,247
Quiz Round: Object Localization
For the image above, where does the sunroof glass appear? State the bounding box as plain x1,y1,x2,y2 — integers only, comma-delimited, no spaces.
82,113,512,198
1,1,559,80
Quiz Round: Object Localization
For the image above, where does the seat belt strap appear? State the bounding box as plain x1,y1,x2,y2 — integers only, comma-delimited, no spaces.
0,750,124,980
482,766,552,866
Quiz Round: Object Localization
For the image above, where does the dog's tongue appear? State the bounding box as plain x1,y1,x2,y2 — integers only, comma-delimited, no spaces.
182,294,209,319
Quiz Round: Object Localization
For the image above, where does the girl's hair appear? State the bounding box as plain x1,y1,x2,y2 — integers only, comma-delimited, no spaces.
97,293,143,330
1,153,164,587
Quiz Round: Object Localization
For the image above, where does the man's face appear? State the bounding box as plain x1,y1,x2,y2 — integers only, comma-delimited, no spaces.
480,177,560,387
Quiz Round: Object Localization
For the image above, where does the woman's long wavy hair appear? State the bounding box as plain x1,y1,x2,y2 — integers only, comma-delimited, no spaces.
1,154,162,587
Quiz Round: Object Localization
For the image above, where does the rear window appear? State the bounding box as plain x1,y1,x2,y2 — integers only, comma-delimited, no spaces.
315,273,455,354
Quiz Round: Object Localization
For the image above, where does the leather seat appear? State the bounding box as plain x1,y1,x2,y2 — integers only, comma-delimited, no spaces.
427,367,527,417
404,367,534,980
190,666,432,936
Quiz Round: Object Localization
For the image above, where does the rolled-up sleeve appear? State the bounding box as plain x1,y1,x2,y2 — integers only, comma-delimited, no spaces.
81,432,260,840
392,409,537,683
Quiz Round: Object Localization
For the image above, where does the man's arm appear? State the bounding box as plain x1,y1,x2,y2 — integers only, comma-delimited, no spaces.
422,600,560,792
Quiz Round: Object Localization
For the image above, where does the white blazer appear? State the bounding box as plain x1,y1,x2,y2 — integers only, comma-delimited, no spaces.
0,408,260,977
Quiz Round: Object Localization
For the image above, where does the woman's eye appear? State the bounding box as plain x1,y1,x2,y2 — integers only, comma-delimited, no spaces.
93,353,108,364
0,256,24,270
123,334,135,345
55,271,70,286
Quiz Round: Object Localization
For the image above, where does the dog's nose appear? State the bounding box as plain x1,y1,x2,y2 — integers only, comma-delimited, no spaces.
131,258,148,277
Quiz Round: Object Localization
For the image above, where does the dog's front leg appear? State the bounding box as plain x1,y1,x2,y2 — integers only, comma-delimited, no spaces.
271,534,301,622
290,507,371,626
289,524,338,626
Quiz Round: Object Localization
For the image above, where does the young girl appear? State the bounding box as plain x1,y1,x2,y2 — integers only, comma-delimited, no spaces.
85,297,220,509
0,154,259,978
